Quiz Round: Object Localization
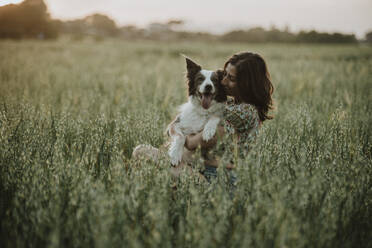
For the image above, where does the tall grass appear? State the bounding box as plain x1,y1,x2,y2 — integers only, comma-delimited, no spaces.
0,39,371,248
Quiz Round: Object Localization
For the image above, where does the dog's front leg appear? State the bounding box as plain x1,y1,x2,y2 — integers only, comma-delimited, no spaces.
168,135,186,166
202,116,220,141
167,117,186,166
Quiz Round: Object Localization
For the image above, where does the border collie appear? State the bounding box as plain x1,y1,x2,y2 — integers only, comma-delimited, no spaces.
167,57,226,166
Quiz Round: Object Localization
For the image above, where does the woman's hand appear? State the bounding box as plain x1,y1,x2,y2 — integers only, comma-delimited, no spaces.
184,132,203,150
184,125,225,150
185,131,217,150
200,134,218,149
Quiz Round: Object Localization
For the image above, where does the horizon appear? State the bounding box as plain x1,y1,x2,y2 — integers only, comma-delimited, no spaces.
1,0,371,38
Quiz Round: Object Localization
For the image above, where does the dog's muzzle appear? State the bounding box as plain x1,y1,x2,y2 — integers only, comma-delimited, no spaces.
198,91,214,109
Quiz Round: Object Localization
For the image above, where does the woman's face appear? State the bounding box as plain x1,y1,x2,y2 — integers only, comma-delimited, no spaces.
221,63,238,97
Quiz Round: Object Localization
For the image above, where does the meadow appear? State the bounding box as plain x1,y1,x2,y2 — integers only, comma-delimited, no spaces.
0,39,371,248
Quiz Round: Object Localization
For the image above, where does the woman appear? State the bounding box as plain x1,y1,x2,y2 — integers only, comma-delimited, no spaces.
132,52,274,182
184,52,274,183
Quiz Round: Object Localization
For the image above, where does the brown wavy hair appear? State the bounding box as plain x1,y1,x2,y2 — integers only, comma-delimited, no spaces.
224,52,274,122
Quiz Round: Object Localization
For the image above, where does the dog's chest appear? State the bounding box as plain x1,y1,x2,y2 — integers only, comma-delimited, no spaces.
177,104,212,134
179,111,209,134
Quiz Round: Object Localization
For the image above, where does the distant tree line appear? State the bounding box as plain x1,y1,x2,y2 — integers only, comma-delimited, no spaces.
221,27,358,44
0,0,371,44
59,14,118,38
0,0,57,39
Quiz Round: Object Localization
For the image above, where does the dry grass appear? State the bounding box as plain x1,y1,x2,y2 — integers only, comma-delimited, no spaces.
0,39,371,248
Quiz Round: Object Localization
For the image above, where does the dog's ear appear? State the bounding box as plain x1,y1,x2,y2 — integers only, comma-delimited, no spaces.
184,57,201,76
215,69,225,82
215,69,227,102
182,55,201,96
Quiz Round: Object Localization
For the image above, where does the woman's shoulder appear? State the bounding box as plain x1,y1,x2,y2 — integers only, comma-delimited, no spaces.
223,98,261,134
225,98,259,119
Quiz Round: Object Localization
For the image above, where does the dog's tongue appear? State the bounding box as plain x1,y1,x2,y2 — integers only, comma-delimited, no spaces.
201,94,213,109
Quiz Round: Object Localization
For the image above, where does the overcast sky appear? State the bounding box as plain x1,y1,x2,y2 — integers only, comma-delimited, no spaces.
2,0,372,38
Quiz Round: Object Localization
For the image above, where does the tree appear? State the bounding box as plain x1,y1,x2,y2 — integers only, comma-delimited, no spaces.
84,14,118,36
297,30,357,43
0,0,58,39
366,31,372,43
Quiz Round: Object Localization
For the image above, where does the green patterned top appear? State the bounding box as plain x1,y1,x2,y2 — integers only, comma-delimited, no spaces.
216,98,262,162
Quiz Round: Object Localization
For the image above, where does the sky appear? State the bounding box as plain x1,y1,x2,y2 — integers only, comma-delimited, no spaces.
2,0,372,38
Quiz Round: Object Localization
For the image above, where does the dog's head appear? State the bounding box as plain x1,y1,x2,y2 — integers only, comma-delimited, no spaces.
185,57,227,109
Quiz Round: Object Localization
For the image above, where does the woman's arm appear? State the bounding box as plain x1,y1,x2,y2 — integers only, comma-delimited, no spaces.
184,132,216,150
185,126,236,169
224,103,258,134
205,158,235,169
184,125,225,150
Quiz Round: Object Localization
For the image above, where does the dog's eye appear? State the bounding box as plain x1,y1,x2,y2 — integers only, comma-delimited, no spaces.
196,76,205,82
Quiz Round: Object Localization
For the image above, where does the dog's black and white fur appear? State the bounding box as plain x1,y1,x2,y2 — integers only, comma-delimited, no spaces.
167,57,226,165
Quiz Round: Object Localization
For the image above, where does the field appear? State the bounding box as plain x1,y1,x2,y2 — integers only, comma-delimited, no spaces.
0,39,371,248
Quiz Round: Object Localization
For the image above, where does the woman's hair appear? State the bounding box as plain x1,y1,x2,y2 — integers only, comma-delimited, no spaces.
224,52,274,122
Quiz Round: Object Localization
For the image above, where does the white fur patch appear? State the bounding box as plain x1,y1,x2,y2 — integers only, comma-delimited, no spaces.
202,116,221,141
199,70,215,94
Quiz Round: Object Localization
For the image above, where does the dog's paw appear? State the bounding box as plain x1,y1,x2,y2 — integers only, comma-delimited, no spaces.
202,126,216,141
168,146,183,166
